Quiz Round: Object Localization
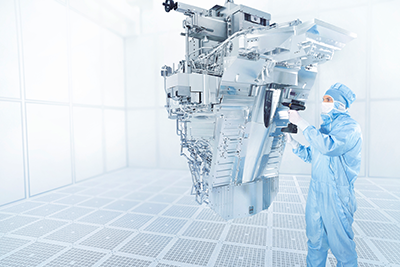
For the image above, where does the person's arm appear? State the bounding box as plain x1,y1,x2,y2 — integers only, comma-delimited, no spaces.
302,121,357,157
284,133,312,163
293,144,313,163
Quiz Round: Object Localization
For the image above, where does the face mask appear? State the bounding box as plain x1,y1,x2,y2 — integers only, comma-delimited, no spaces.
321,102,334,114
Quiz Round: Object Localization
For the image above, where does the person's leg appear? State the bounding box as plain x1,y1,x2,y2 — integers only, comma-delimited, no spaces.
321,189,358,267
306,183,330,267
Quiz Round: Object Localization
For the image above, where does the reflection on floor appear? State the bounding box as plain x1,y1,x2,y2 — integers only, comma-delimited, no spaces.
0,168,399,267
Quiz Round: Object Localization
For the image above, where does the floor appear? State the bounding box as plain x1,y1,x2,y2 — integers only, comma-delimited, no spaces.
0,168,399,267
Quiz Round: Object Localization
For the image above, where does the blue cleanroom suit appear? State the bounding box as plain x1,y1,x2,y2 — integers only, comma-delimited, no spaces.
289,83,362,267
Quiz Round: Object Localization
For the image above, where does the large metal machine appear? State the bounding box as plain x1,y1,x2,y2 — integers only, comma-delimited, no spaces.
161,0,355,220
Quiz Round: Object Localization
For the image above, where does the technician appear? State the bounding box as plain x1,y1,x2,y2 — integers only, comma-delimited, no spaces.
285,83,362,267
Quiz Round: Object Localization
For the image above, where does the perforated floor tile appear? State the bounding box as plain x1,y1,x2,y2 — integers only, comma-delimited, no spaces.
78,210,122,225
370,199,400,210
0,242,65,267
3,169,399,267
96,182,120,189
0,215,39,233
376,184,400,192
50,206,94,221
355,184,384,191
384,210,400,223
215,244,266,267
297,181,310,187
0,213,12,221
354,237,379,261
273,213,306,229
0,237,30,256
55,195,90,205
44,223,99,243
370,239,400,265
156,263,181,267
231,211,268,226
276,194,302,203
33,193,69,202
356,198,374,208
24,204,68,217
272,250,306,267
195,208,225,222
272,202,304,214
163,238,216,266
123,192,153,201
358,190,398,200
279,186,299,194
140,185,167,193
144,217,188,235
58,186,87,194
354,208,391,222
77,187,109,196
119,233,173,257
80,180,101,187
131,203,169,215
80,228,133,250
357,262,384,267
12,219,67,238
163,187,190,195
77,197,114,208
357,221,400,240
100,190,130,198
295,176,311,181
300,187,309,194
280,181,296,187
162,205,198,218
183,221,225,240
225,225,267,246
175,195,200,206
280,175,294,180
44,247,106,266
110,213,154,229
149,194,181,204
103,200,140,211
0,201,43,213
99,255,152,267
272,229,307,251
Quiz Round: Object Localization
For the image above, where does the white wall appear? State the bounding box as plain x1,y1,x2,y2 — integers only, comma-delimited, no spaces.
0,0,127,206
127,0,400,178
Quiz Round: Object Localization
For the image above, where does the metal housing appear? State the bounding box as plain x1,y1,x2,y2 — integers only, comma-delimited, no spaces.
161,0,355,220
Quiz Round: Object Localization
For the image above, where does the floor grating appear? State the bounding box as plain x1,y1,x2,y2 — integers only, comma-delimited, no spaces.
0,169,398,266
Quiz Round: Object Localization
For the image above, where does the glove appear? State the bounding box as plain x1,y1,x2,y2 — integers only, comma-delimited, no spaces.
284,133,300,150
288,110,310,131
288,110,302,124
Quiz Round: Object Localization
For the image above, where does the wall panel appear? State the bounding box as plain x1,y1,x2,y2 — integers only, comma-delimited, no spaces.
0,0,20,99
104,109,127,171
20,0,69,102
0,102,25,205
70,10,102,106
26,103,72,195
73,107,104,181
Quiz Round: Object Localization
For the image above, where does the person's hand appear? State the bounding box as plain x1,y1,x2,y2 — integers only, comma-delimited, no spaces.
284,132,300,149
288,110,302,125
284,133,293,143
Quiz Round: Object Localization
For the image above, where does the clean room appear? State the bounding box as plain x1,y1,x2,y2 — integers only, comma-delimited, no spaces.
0,0,399,266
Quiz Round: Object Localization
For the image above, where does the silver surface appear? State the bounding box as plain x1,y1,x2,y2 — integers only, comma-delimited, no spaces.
161,1,355,220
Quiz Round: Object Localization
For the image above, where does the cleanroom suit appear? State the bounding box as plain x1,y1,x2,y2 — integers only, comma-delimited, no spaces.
287,83,362,267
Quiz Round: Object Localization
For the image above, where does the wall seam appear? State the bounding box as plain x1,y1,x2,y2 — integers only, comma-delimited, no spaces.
124,37,130,168
66,0,76,184
365,0,372,178
14,0,31,199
